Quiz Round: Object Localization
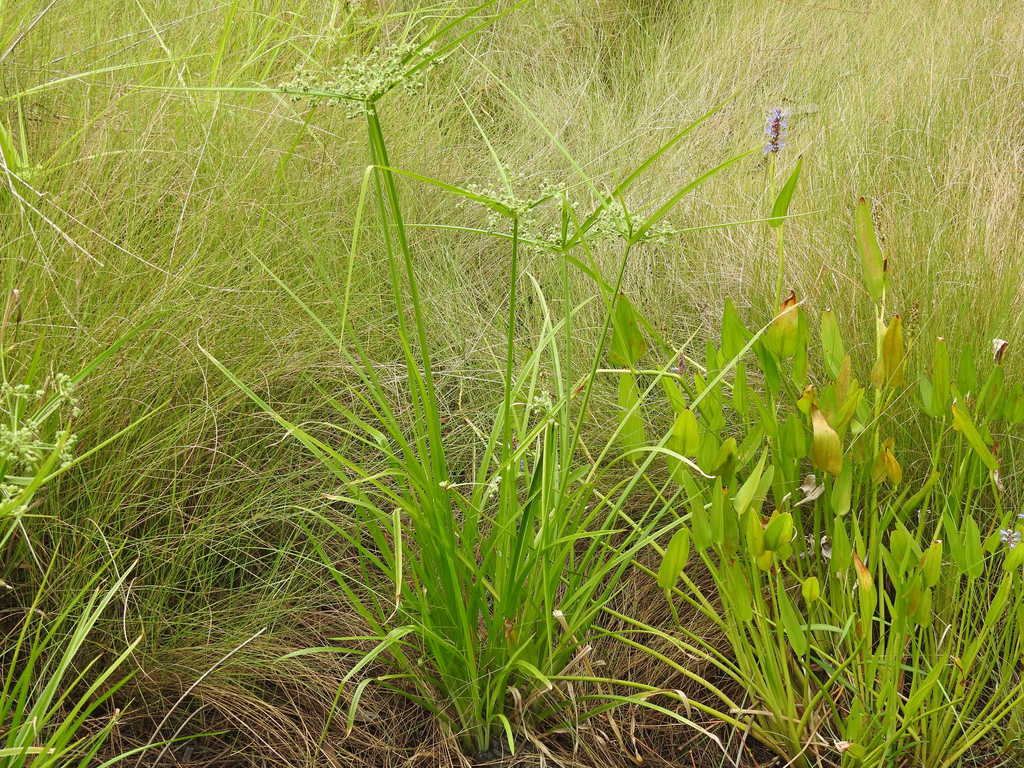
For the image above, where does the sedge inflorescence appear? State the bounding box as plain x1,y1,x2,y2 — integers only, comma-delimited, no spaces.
465,172,677,249
1,373,78,502
279,42,437,118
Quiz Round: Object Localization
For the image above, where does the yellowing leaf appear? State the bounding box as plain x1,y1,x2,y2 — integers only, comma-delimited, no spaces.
872,315,905,388
765,291,800,359
801,576,821,603
871,437,902,486
811,406,843,476
921,541,942,588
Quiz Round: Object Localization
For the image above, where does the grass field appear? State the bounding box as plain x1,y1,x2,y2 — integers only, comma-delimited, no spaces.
2,1,1024,766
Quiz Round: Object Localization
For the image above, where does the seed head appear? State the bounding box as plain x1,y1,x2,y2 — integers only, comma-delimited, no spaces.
279,42,436,118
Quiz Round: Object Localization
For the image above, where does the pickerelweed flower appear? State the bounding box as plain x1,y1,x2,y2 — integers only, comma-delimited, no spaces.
1000,528,1022,549
764,108,788,154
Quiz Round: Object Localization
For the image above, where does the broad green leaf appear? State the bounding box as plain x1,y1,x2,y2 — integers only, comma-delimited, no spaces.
657,526,691,590
768,155,803,228
831,460,853,516
721,298,751,359
951,403,998,471
913,585,933,627
919,375,937,418
855,196,885,300
754,339,781,394
962,513,985,579
737,424,765,466
694,372,726,432
764,511,793,552
745,508,766,557
888,524,920,575
780,412,808,461
819,309,845,379
722,563,753,623
660,375,688,414
957,347,978,396
1006,541,1024,571
617,374,648,456
712,436,738,486
734,450,767,516
978,365,1004,419
670,409,700,457
682,474,713,551
831,519,852,574
777,582,808,655
609,294,647,367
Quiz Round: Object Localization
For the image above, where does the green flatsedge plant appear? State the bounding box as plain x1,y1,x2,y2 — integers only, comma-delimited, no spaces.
202,2,758,756
613,189,1024,766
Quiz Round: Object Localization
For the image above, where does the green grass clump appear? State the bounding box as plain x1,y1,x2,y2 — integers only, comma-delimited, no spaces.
205,13,755,753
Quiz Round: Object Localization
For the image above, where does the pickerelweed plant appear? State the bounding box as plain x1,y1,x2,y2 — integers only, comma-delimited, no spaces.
611,181,1024,766
201,2,762,758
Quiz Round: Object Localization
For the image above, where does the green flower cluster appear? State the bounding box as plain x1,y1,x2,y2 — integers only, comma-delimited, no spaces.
1,373,78,502
279,42,436,118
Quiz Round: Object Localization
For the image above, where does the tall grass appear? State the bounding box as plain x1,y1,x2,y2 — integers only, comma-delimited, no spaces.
2,0,1023,765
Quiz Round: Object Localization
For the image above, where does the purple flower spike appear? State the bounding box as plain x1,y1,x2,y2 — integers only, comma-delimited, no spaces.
764,108,789,154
